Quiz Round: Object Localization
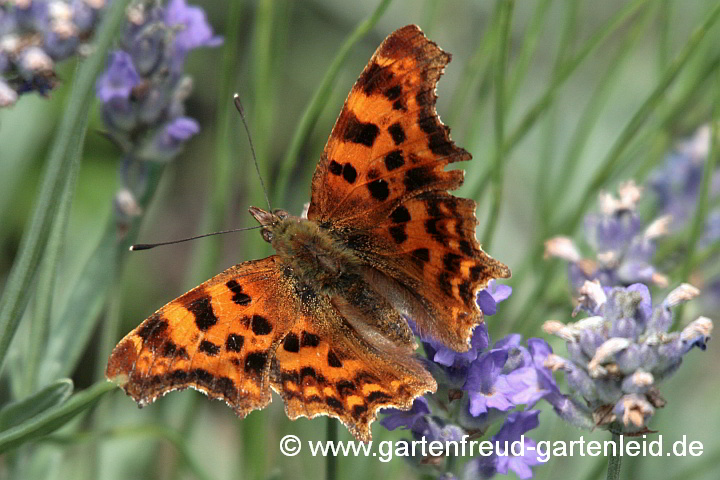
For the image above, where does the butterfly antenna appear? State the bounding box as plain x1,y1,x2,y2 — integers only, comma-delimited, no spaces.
130,225,264,251
234,94,272,212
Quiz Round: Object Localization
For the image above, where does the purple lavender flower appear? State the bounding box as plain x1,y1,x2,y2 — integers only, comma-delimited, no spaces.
164,0,221,70
543,280,713,433
464,411,544,480
94,0,221,227
381,282,555,478
95,51,141,102
464,350,515,416
0,0,108,106
648,125,720,309
545,181,670,291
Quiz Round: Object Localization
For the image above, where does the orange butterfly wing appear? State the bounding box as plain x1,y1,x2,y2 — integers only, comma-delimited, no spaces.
307,25,510,351
106,257,291,416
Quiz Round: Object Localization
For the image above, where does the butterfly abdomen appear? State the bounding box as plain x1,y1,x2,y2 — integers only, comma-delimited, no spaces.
271,217,360,296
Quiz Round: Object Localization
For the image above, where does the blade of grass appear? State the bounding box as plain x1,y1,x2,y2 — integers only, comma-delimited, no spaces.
40,162,166,385
505,0,552,111
534,1,580,238
446,2,501,132
481,0,514,250
468,0,653,200
547,4,655,223
0,381,114,454
272,0,394,207
22,121,84,397
0,0,131,375
188,0,244,286
561,1,720,235
0,379,73,433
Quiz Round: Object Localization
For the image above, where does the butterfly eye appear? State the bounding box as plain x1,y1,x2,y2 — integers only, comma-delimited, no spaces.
261,229,274,243
273,209,289,220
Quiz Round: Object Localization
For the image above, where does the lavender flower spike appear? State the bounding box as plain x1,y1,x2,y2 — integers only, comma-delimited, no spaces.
543,280,713,433
1,0,108,106
545,181,669,291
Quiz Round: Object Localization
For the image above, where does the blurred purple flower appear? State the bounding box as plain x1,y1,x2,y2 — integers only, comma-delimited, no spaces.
545,181,670,291
1,0,107,105
165,0,222,64
95,51,141,102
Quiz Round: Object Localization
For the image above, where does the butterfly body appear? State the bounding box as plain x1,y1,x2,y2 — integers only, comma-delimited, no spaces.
108,25,511,441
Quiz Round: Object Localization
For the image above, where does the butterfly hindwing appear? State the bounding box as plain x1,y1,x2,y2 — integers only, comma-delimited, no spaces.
270,296,435,442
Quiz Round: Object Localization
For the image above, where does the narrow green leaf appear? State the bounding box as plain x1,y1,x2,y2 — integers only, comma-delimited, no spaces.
468,0,652,199
0,381,113,454
0,379,73,432
0,0,132,374
481,0,514,250
23,121,85,397
562,1,720,234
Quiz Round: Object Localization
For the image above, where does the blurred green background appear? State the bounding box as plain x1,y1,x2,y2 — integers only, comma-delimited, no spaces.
1,0,719,479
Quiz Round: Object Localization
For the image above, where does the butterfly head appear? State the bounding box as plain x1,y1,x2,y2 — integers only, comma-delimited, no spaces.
249,206,291,243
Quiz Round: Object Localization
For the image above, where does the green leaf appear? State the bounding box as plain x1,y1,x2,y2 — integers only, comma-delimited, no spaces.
0,0,132,374
0,381,114,454
0,379,73,432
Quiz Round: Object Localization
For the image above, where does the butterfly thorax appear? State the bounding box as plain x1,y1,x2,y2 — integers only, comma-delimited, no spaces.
250,206,360,296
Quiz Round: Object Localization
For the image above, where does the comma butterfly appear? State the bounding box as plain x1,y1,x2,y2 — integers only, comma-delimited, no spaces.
107,25,511,441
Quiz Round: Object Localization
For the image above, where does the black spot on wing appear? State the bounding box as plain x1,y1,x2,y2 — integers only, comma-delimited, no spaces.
443,253,462,273
404,166,437,192
251,315,273,335
367,179,390,201
411,248,430,263
244,352,267,377
389,225,407,244
384,150,405,171
198,340,220,356
358,62,394,95
283,333,300,353
328,350,343,368
384,85,402,100
328,160,343,175
326,397,343,409
226,280,251,306
390,205,411,223
301,332,320,347
388,122,406,146
367,391,392,403
226,334,244,352
188,296,218,331
342,163,357,184
138,314,168,341
343,113,380,147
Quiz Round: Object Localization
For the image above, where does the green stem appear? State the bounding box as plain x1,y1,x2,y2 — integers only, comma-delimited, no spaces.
187,0,244,285
482,0,514,249
606,431,623,480
326,418,338,480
